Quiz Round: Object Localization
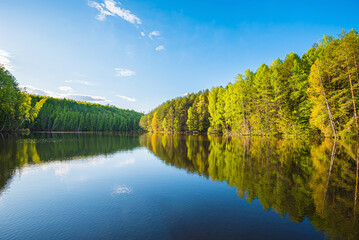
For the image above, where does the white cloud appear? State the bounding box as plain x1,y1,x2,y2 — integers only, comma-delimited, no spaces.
115,68,136,77
88,1,112,21
149,30,160,39
20,85,111,104
62,94,110,104
0,49,14,71
77,80,94,86
20,85,52,96
155,45,165,51
115,158,135,167
88,0,141,24
65,80,95,86
140,32,145,37
116,95,137,102
59,86,74,92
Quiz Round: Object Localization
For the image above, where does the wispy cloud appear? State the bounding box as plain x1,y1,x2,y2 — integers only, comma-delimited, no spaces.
116,95,137,102
155,45,165,51
115,158,136,168
88,0,141,24
20,85,111,104
20,85,50,96
66,94,110,103
149,30,160,39
65,80,95,86
59,86,74,92
0,49,14,71
140,32,145,37
115,68,136,77
88,1,112,21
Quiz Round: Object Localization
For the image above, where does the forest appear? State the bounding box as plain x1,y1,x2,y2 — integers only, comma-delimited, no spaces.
28,96,142,132
140,30,359,138
0,65,143,132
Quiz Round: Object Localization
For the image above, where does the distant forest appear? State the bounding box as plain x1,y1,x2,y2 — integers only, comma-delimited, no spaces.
28,96,142,132
0,66,143,132
140,30,359,138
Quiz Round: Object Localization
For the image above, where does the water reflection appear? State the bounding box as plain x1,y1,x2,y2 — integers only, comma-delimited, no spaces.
140,134,359,240
0,133,140,195
1,133,359,239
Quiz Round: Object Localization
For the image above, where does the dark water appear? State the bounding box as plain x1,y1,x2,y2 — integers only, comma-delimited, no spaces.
0,133,358,240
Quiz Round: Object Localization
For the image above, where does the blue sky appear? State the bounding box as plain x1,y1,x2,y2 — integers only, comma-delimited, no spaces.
0,0,358,112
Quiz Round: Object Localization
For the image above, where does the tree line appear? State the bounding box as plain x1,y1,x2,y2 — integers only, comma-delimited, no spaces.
140,30,359,138
28,96,143,132
0,65,143,132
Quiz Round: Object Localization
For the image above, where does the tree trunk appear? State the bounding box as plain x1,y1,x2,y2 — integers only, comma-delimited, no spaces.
354,55,359,83
0,115,8,132
241,96,247,134
315,63,337,137
346,56,359,134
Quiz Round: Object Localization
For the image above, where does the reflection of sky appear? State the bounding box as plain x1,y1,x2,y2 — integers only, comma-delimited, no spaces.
16,155,138,179
0,148,322,240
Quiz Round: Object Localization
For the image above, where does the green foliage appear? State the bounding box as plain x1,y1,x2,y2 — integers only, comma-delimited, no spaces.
307,30,359,137
140,92,208,133
0,66,46,131
1,66,141,133
140,29,359,137
28,95,143,132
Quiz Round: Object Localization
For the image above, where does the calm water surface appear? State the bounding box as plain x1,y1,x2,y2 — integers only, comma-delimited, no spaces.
0,133,358,239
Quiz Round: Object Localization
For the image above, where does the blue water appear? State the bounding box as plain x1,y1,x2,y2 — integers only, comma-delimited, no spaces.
0,133,336,239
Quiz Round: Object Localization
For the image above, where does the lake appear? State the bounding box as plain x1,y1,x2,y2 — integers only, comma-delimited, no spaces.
0,133,358,239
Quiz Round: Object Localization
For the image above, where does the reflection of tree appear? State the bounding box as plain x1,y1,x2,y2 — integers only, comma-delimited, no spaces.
140,133,359,240
355,151,359,217
0,133,140,195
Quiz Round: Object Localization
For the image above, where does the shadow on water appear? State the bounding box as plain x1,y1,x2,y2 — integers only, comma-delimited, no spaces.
140,133,359,240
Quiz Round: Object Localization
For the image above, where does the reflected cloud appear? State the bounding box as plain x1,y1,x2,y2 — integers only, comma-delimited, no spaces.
112,185,132,196
55,166,70,176
115,158,135,167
